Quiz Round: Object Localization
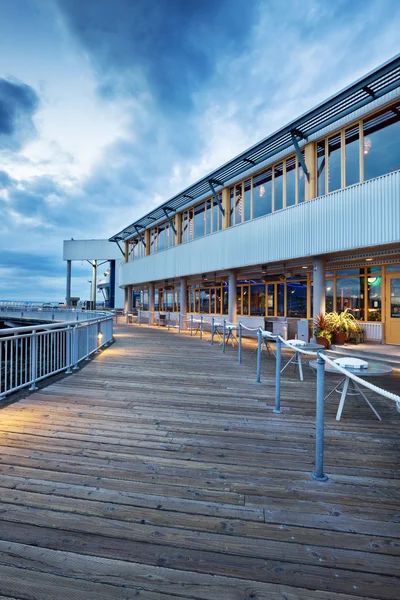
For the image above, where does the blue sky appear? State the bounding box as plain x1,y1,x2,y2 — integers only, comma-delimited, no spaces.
0,0,399,302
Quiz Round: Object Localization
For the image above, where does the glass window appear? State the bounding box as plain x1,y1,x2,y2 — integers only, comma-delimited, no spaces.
242,285,250,315
345,125,360,186
286,156,296,207
387,265,400,272
141,290,149,310
250,283,266,316
286,281,307,317
182,212,189,243
200,289,209,313
154,290,159,311
236,286,242,315
253,168,272,218
243,179,251,221
194,203,205,239
212,195,222,232
367,275,382,321
215,287,222,314
267,284,275,316
297,159,305,203
158,224,166,252
150,228,157,254
336,277,364,320
274,163,283,211
317,141,326,196
328,133,341,192
229,187,234,226
337,268,362,276
363,104,400,181
234,184,242,225
205,199,212,235
325,280,334,312
223,283,228,314
188,209,194,241
390,278,400,319
277,283,285,316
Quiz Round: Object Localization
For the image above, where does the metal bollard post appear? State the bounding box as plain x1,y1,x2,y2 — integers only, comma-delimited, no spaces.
238,322,243,364
256,328,262,383
312,353,328,481
190,314,193,336
73,325,80,369
29,330,38,390
85,323,90,360
178,313,181,333
273,336,282,413
65,326,72,374
200,315,203,340
138,310,141,325
211,317,215,345
222,319,226,353
168,312,171,331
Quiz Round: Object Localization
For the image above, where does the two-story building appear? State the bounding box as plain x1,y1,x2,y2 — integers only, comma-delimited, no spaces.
103,55,400,344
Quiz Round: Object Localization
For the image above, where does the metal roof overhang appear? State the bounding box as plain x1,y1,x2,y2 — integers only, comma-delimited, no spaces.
110,54,400,243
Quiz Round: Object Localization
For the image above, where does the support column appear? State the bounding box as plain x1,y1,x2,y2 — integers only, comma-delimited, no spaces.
228,270,237,324
124,287,129,313
313,256,326,320
179,277,187,325
109,260,116,309
305,142,317,201
222,188,230,229
91,260,97,309
148,282,155,325
127,285,133,313
66,260,71,308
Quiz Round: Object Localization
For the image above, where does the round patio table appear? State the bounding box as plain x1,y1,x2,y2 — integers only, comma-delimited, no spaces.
309,359,393,421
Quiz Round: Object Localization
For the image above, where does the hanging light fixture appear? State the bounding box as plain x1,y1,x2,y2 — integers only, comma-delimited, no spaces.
363,137,372,155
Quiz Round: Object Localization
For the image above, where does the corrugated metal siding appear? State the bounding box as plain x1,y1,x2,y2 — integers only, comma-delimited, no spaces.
119,170,400,286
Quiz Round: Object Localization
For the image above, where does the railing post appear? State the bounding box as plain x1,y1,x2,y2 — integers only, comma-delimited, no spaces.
85,322,90,360
211,317,215,345
273,336,282,413
65,326,72,374
256,327,262,383
190,314,193,336
73,325,79,369
29,330,38,391
168,312,171,331
238,322,242,364
200,315,203,340
312,353,328,481
222,319,226,353
178,313,181,333
138,310,141,325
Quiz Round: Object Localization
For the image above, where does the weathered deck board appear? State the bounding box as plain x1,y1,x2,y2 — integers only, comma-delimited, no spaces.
0,323,399,599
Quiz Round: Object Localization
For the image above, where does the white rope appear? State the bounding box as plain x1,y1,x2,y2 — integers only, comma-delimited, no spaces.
239,324,261,332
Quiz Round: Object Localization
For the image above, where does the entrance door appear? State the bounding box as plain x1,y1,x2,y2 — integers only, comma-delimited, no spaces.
386,275,400,344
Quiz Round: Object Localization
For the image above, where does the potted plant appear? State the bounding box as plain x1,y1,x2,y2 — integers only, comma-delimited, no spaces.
325,309,360,345
313,313,333,349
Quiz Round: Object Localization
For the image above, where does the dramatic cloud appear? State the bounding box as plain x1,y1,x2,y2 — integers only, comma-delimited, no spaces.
0,78,39,150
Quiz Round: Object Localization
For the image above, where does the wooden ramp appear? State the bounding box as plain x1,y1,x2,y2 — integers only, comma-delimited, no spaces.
0,323,399,600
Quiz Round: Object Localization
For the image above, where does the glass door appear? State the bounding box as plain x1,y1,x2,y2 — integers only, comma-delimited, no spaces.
386,275,400,344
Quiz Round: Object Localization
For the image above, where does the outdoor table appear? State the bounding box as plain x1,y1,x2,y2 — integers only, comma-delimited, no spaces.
281,341,324,382
309,359,393,421
208,321,223,343
224,324,238,347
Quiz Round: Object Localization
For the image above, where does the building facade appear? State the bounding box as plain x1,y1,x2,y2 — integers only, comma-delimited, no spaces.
110,56,400,344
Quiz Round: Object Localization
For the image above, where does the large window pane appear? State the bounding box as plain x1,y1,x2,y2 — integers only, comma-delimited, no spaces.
253,168,272,218
194,203,205,239
267,284,275,316
242,285,250,315
212,195,222,232
328,133,341,192
250,283,266,316
182,212,189,243
158,224,166,252
297,159,305,203
150,228,157,254
234,184,242,224
286,156,296,207
325,280,334,312
286,280,307,317
229,187,234,226
244,179,251,221
336,277,364,320
200,289,210,313
277,283,285,316
367,275,382,321
345,125,360,186
274,163,283,211
317,141,326,196
236,286,242,315
364,105,400,181
205,199,212,235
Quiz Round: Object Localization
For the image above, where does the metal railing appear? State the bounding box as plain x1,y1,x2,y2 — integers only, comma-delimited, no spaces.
0,312,113,401
123,313,400,481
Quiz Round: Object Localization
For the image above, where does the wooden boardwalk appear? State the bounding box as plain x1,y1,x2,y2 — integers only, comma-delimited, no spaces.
0,323,399,599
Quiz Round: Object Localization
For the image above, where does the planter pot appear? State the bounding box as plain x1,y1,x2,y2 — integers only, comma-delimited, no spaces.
315,336,330,349
333,332,347,345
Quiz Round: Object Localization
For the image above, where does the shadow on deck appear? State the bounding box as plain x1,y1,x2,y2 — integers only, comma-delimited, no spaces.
0,322,399,599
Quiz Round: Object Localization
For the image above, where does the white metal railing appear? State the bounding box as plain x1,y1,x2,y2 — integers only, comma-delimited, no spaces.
0,312,113,400
0,305,110,323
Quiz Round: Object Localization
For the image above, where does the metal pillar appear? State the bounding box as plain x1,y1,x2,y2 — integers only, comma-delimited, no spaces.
127,285,133,313
92,260,97,310
66,260,71,308
109,260,116,309
313,256,326,321
148,282,155,326
180,277,187,331
124,287,129,316
228,270,237,324
312,354,328,481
